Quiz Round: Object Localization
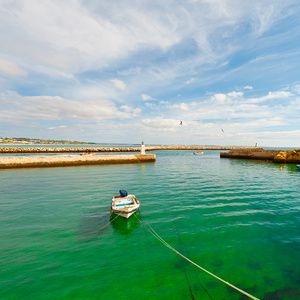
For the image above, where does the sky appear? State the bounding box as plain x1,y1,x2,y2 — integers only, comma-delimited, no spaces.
0,0,300,147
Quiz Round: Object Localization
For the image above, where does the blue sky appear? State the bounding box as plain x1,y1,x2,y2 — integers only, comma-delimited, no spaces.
0,0,300,147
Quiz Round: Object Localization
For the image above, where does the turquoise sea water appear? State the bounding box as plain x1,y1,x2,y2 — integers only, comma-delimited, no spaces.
0,149,299,300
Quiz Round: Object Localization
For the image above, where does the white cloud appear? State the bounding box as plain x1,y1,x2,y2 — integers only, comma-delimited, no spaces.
248,91,292,103
0,91,139,122
142,118,180,130
229,129,300,144
211,93,228,104
145,102,156,110
0,0,184,74
228,91,243,98
244,86,253,90
230,118,285,130
120,105,141,116
110,79,126,90
169,89,297,126
173,103,189,111
185,78,195,84
0,0,292,76
0,59,27,77
141,94,155,101
292,84,300,94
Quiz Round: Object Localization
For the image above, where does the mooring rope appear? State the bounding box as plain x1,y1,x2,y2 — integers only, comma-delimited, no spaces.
183,267,196,300
134,214,260,300
87,211,121,236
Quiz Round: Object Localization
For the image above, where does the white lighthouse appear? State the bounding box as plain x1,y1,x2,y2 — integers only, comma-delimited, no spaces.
140,141,145,155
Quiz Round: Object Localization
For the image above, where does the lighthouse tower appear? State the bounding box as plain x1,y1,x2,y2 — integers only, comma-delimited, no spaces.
140,141,145,155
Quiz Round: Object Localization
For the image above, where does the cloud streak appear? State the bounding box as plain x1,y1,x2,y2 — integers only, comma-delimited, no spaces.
111,79,127,90
0,59,27,77
1,1,296,76
0,91,140,122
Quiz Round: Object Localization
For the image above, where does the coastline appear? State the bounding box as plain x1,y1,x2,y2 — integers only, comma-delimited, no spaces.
1,145,299,168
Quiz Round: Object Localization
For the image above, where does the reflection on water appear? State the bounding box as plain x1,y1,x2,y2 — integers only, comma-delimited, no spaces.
77,210,111,241
229,157,300,172
110,212,140,235
77,209,141,240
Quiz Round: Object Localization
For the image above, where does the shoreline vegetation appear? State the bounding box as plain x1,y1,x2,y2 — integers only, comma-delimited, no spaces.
0,137,97,145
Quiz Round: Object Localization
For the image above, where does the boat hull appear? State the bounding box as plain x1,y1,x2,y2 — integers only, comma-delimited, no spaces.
111,208,139,219
111,195,140,219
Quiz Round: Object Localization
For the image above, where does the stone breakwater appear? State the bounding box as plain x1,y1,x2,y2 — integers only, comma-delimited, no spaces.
0,154,156,169
0,146,246,153
220,148,300,163
0,147,140,153
273,149,300,163
146,146,241,151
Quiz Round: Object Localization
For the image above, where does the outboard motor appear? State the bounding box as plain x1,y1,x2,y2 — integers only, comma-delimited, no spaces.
119,189,128,197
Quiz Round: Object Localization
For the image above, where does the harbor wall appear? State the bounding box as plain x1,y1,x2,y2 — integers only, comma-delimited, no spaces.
220,148,300,163
0,154,156,169
0,145,252,153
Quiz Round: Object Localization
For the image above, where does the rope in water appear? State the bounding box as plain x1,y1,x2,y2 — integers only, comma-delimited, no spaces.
183,267,196,300
175,228,213,300
87,211,121,236
88,203,135,236
134,214,260,300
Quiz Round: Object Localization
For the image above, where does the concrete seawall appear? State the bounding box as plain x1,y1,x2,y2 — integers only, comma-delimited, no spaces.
0,154,156,169
220,148,282,160
220,148,300,163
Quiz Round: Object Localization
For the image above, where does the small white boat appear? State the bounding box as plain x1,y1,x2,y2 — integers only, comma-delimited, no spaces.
193,151,203,155
110,191,140,219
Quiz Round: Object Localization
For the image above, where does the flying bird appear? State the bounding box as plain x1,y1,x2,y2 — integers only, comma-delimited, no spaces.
180,121,183,125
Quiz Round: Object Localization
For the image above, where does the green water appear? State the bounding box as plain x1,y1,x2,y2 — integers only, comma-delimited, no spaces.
0,150,299,299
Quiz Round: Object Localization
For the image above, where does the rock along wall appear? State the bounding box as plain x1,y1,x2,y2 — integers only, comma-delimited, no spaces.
274,149,300,163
